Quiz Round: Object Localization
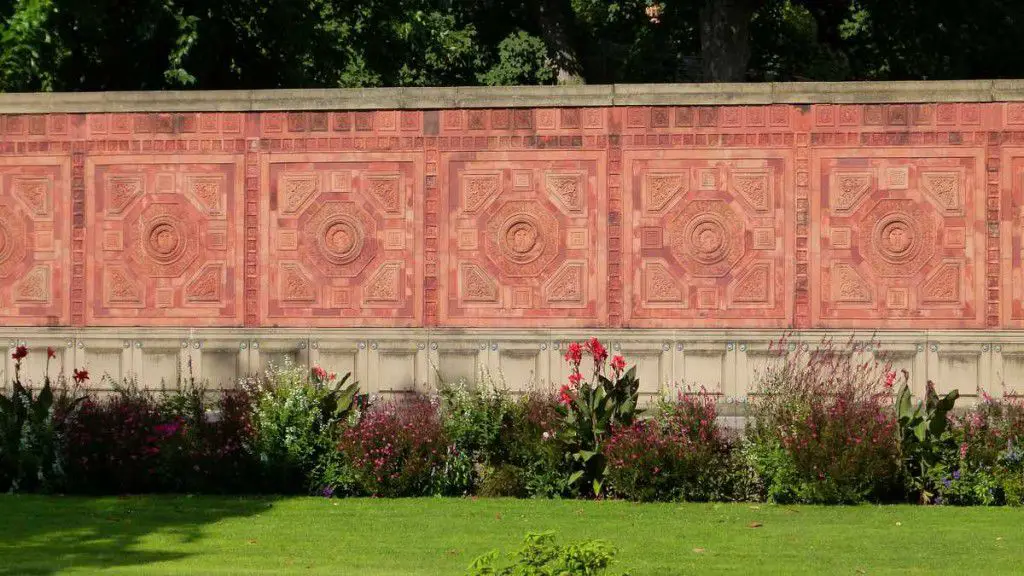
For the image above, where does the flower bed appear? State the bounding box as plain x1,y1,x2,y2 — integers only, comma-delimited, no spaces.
1,338,1022,505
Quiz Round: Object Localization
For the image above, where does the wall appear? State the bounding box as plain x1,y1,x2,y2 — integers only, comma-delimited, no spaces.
2,81,1024,401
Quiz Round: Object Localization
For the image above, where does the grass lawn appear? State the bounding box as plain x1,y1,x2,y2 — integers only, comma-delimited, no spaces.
1,496,1023,575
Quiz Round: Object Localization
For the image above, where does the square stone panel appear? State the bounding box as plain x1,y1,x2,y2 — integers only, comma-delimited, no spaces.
0,157,70,325
439,151,606,327
811,149,985,328
86,155,244,326
262,153,422,327
623,150,793,328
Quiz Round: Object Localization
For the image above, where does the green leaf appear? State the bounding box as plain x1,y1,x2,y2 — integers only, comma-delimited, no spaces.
568,470,584,485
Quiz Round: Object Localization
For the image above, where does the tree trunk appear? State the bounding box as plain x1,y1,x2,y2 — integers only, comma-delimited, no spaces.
699,0,760,82
536,0,584,83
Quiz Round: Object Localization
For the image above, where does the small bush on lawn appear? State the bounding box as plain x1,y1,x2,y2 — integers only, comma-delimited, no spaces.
336,395,451,497
467,531,629,576
606,387,732,502
745,336,901,504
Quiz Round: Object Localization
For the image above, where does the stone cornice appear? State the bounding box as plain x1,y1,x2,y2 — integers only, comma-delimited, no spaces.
3,80,1024,113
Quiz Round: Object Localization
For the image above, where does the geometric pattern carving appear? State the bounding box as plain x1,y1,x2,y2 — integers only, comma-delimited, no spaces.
625,152,790,326
442,152,602,326
920,262,961,304
0,159,68,324
265,155,420,326
643,261,683,304
815,152,982,327
832,172,872,213
643,172,685,213
544,261,585,304
830,263,872,303
87,157,242,325
920,172,962,213
460,263,499,303
731,262,771,305
546,173,584,213
731,171,771,212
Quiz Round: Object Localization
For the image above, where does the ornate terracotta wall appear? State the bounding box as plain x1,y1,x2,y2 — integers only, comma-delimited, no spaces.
2,84,1024,397
0,98,1013,329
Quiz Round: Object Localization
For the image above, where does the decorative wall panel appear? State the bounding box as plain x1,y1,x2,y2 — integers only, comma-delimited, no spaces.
261,153,422,326
85,155,245,325
439,151,605,327
811,149,985,328
0,96,1019,334
0,157,70,325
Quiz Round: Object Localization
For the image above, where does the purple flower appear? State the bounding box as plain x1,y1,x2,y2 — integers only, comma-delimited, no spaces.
953,469,961,481
321,486,334,498
943,478,952,488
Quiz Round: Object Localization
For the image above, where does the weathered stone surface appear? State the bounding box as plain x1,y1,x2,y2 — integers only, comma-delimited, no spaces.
0,95,1017,332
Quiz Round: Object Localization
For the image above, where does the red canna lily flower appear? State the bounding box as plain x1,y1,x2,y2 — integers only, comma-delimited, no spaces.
73,368,90,384
568,371,583,387
585,337,608,367
11,345,28,361
311,365,328,381
564,342,583,366
610,355,627,375
47,346,56,359
558,384,574,406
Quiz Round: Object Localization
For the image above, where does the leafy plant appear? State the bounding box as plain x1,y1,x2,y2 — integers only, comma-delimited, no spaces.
746,336,901,504
896,378,959,503
605,387,731,502
0,346,85,493
467,531,629,576
556,338,641,497
246,359,360,493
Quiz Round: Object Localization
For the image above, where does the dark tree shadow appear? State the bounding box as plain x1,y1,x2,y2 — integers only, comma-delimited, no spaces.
0,495,277,575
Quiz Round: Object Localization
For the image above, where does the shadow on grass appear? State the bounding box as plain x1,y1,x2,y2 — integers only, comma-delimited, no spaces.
0,494,276,575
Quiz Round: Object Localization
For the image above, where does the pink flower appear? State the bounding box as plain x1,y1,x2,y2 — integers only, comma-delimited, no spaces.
73,368,89,384
610,355,626,375
884,370,897,389
960,442,968,460
568,371,583,387
585,337,608,367
558,385,574,406
312,365,328,381
564,342,583,366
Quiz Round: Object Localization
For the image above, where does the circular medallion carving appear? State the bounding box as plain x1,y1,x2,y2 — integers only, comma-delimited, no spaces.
128,202,201,278
500,215,544,264
685,215,731,264
484,200,560,278
301,201,377,278
144,218,187,264
862,199,936,277
318,216,364,265
873,215,920,264
668,200,744,278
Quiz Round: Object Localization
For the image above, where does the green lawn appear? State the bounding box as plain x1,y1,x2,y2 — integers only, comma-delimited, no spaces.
1,496,1022,575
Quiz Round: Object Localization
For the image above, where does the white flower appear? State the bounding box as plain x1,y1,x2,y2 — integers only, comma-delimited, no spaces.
542,431,551,441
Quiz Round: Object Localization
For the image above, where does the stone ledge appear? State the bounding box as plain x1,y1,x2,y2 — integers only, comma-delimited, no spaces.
1,80,1022,113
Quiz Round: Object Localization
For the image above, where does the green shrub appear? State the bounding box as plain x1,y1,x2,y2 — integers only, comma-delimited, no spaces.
246,359,359,493
605,388,732,502
478,464,528,498
437,372,517,492
467,531,629,576
746,336,901,504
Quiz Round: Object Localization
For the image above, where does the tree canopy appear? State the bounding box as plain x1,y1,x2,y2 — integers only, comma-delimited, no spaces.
2,0,1023,92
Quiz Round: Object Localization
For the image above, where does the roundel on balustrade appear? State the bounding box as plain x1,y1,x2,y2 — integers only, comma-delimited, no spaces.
862,199,936,277
301,200,376,278
0,205,27,278
484,200,560,277
667,199,744,278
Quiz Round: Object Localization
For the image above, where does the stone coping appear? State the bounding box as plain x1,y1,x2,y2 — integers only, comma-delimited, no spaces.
4,80,1024,113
